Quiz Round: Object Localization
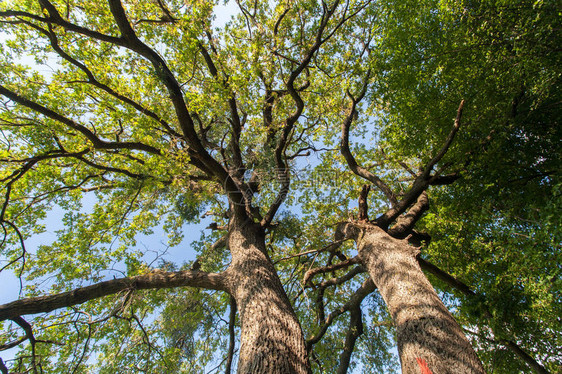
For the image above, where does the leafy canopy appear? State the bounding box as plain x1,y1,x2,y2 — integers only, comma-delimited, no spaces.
0,0,560,372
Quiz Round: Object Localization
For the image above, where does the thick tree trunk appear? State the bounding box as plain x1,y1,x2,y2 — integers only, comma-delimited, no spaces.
225,219,310,374
355,225,485,374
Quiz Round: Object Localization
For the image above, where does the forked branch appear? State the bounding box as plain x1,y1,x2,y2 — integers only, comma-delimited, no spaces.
0,85,160,155
306,278,375,350
303,256,362,286
2,0,249,214
375,100,465,228
388,191,429,238
262,0,351,227
340,76,398,206
422,100,465,179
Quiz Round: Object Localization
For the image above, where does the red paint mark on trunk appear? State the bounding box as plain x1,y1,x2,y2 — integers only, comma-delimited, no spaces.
416,357,433,374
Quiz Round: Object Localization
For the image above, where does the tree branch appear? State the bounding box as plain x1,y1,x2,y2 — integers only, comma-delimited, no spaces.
0,270,228,321
501,340,551,374
388,191,429,238
340,76,398,206
422,100,465,179
4,0,247,214
105,0,232,185
358,184,370,221
10,316,38,369
336,305,363,374
306,278,375,350
15,1,123,45
225,296,237,374
375,100,465,228
198,42,244,174
417,256,476,297
74,154,147,180
197,42,258,219
0,148,90,226
23,20,181,139
303,256,362,286
0,85,160,155
274,239,350,264
428,173,461,185
0,358,7,374
261,1,344,227
34,0,230,182
312,265,366,290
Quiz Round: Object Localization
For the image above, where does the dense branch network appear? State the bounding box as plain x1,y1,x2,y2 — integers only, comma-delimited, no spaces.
0,1,555,373
0,0,378,368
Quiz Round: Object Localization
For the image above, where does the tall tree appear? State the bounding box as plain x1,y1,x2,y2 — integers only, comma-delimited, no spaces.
365,0,561,372
0,0,559,373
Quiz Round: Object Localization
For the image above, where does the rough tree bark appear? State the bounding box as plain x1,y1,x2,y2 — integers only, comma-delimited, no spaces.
0,217,312,374
341,223,486,374
225,217,310,374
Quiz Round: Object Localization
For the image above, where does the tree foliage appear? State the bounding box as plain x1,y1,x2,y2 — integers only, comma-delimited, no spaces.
0,0,559,373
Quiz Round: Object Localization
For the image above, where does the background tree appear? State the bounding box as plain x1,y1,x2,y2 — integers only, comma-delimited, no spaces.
366,1,561,372
0,0,559,373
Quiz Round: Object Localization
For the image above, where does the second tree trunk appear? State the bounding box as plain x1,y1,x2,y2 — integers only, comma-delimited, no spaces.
357,225,485,374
